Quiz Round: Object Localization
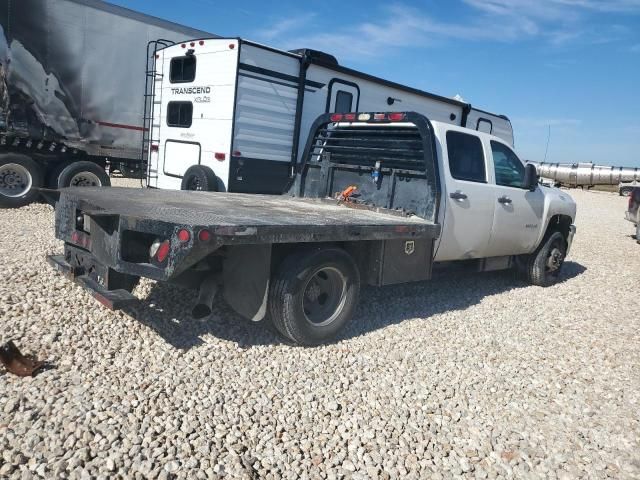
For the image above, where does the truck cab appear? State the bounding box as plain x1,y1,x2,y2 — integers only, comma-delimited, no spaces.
431,121,576,263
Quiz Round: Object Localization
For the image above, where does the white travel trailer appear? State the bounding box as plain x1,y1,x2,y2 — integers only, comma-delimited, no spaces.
146,38,514,194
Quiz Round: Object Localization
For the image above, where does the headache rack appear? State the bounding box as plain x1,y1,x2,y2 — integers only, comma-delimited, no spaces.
292,112,440,223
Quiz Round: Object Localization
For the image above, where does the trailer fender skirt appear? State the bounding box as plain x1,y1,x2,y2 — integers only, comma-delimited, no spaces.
222,245,271,322
47,255,137,310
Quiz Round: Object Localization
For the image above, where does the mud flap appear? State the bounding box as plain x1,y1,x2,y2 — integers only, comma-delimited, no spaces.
222,244,271,322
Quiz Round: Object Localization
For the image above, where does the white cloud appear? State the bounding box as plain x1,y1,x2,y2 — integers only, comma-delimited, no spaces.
257,1,640,60
254,13,316,42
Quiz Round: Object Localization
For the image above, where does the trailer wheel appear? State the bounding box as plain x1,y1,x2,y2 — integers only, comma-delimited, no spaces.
524,231,567,287
268,248,360,345
181,165,219,192
0,154,43,208
57,161,110,189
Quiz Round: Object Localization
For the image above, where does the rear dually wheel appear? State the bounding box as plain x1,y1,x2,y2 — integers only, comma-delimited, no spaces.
268,247,360,346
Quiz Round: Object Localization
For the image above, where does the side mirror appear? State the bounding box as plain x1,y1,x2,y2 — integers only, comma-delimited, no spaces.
523,163,538,191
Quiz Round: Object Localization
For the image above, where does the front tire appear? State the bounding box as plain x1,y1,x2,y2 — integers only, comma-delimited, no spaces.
268,248,360,346
57,161,110,189
525,231,567,287
0,154,43,208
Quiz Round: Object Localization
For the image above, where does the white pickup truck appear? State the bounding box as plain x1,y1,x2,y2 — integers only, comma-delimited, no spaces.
47,112,577,345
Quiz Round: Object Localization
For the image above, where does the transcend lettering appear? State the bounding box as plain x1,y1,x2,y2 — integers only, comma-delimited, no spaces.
171,86,211,95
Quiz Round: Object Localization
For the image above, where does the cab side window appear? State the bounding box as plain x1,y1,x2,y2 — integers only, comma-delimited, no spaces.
446,131,486,183
491,141,525,188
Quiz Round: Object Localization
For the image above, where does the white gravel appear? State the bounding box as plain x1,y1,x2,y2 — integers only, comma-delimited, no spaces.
1,183,639,479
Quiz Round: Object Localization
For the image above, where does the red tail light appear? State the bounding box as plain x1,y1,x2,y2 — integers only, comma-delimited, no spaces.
156,241,170,263
330,113,343,122
388,112,406,121
215,152,226,161
150,144,159,152
198,229,212,242
181,43,186,48
190,42,195,47
177,229,191,243
199,40,205,46
344,113,356,121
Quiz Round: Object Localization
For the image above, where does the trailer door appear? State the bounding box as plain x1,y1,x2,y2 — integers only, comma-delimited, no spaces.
327,80,360,113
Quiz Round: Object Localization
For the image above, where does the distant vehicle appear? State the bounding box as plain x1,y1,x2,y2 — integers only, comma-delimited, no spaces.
625,186,640,243
48,112,576,345
0,0,213,208
145,38,515,194
619,181,640,197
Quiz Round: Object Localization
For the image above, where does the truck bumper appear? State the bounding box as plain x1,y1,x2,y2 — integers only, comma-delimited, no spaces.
566,225,576,255
47,254,137,310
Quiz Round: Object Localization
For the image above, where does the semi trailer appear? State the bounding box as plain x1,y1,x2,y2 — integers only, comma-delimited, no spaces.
48,112,576,345
0,0,214,208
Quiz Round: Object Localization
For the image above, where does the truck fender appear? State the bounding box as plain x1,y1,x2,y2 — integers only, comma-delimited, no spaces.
222,244,272,322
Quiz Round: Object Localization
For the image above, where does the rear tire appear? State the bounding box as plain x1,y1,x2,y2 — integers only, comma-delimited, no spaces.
268,248,360,346
525,231,567,287
0,154,43,208
57,161,110,189
181,165,219,191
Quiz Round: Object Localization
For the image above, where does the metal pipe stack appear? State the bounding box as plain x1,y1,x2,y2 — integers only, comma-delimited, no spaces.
528,162,640,186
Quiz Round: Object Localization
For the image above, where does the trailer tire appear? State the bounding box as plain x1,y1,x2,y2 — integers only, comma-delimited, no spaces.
57,161,110,189
181,165,219,192
47,160,72,188
268,247,360,346
0,154,43,208
525,231,567,287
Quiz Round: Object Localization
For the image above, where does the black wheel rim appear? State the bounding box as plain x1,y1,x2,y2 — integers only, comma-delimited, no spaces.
186,176,202,191
545,238,566,277
302,267,348,326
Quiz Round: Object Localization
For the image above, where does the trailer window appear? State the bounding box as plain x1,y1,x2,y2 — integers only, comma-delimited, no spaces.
446,131,486,183
491,141,525,188
167,102,193,128
334,90,353,113
170,56,196,83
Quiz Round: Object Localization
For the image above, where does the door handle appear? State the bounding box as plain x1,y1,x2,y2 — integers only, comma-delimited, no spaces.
449,191,467,201
498,195,512,205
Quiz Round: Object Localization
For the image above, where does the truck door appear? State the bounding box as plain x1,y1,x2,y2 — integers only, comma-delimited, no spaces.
327,80,359,113
484,140,545,256
434,128,495,261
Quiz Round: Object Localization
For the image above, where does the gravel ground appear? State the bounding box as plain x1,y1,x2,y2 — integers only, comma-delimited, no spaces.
1,183,639,479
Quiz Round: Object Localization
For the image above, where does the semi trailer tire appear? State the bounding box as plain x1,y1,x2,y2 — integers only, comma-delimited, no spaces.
180,165,219,191
57,161,110,189
525,231,567,287
0,154,43,208
268,248,360,346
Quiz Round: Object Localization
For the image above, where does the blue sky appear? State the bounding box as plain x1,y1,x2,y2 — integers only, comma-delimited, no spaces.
114,0,640,167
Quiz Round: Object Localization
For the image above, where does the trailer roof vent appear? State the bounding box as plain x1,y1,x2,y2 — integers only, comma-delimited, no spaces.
288,48,339,66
